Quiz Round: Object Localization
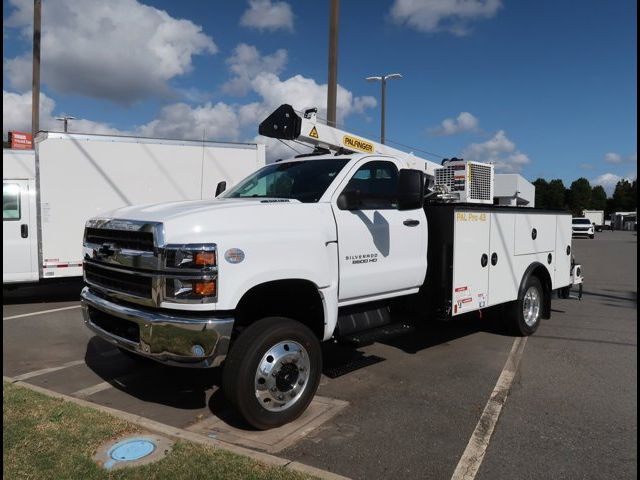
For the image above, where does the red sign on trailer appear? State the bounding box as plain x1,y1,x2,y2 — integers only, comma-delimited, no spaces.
9,131,33,149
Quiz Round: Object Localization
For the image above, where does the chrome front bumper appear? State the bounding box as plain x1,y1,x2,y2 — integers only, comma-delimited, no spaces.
81,287,233,368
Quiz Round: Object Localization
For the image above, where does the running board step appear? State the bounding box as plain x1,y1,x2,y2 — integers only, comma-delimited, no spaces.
340,322,415,346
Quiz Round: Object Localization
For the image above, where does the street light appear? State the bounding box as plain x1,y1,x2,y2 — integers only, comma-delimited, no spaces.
366,73,402,144
55,115,76,133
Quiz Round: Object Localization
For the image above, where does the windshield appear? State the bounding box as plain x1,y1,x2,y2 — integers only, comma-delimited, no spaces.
573,218,592,225
224,159,350,203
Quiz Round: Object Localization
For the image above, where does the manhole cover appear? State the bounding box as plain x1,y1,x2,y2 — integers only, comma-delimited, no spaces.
94,434,173,470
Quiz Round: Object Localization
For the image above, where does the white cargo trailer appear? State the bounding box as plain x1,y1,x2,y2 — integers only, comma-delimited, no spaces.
3,132,265,284
582,210,605,231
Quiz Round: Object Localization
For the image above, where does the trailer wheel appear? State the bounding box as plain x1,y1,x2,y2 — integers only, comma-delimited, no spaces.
507,275,544,336
222,317,322,430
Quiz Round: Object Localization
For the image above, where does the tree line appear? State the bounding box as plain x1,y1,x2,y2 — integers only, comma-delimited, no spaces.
533,177,637,216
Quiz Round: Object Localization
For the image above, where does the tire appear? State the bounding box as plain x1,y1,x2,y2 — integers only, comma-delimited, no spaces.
505,275,544,336
589,234,594,239
223,317,322,430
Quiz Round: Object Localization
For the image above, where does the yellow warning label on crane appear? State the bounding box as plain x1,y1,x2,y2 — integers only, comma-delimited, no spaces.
309,126,319,138
343,135,374,153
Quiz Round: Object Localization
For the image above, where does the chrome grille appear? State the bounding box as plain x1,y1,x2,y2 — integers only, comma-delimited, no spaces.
85,227,154,252
84,262,152,299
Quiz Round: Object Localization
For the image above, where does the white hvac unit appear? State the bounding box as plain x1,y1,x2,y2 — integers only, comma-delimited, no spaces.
434,159,494,204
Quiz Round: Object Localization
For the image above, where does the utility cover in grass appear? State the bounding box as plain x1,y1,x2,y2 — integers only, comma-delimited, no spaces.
93,433,174,470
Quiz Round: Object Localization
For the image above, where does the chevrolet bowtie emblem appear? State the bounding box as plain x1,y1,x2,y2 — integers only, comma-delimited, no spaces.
97,242,116,257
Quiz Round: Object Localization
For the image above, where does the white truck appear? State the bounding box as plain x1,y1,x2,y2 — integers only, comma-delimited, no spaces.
81,105,582,429
582,210,605,232
3,132,265,284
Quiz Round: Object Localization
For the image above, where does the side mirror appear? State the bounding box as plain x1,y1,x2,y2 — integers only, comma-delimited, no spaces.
215,181,227,197
337,190,359,210
397,169,424,211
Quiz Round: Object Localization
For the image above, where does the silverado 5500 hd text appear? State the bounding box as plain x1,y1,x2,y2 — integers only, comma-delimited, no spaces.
81,105,583,429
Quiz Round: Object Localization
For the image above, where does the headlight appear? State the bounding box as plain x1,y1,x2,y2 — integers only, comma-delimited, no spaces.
166,277,217,302
162,244,218,303
164,244,216,270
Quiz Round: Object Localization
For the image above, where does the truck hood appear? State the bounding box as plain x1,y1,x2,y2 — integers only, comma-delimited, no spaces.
105,198,337,244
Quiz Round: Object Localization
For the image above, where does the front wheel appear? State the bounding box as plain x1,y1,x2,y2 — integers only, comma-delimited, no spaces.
506,275,544,336
222,317,322,430
589,234,595,239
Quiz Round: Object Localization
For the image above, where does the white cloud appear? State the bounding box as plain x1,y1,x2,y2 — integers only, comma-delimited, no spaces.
137,71,377,144
4,0,217,104
240,0,294,32
430,112,479,135
462,130,531,173
591,173,622,196
249,73,377,126
137,102,241,141
604,152,637,165
3,89,123,138
390,0,502,36
223,44,288,96
580,163,594,170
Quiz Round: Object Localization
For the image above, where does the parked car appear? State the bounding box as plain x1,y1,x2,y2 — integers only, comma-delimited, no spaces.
572,217,595,239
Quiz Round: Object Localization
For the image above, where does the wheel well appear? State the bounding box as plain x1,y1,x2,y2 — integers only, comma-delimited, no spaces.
526,263,552,319
234,280,325,339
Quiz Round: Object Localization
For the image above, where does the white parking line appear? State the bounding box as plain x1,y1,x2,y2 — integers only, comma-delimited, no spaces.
12,359,86,381
451,337,528,480
73,381,113,398
3,305,82,321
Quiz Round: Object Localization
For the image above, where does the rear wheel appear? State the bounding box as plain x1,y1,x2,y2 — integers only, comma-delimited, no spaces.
223,317,322,430
506,275,544,336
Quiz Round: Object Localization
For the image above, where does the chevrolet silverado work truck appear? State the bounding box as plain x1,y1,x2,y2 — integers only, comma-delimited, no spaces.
81,105,580,429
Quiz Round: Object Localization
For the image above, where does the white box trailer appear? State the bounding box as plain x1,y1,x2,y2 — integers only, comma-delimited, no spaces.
582,210,605,230
3,132,265,284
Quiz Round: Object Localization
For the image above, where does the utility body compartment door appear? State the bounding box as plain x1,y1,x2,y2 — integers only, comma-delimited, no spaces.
488,212,518,306
514,214,556,255
554,215,572,288
452,209,490,315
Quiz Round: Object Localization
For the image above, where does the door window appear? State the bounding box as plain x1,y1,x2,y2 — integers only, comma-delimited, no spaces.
341,161,398,210
3,183,21,221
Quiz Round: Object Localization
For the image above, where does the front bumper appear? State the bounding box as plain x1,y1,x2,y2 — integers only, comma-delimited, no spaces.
81,287,233,368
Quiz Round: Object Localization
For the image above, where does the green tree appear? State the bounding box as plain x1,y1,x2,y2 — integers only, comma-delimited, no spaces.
533,178,549,209
547,179,566,209
612,179,636,212
569,178,592,215
589,185,607,211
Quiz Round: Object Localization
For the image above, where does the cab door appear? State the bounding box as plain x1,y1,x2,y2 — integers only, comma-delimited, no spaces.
3,180,38,283
332,159,427,302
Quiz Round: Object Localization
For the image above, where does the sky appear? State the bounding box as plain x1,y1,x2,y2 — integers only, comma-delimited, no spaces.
2,0,637,194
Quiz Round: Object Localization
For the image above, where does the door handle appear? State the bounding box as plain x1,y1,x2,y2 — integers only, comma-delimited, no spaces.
403,219,420,227
21,224,28,238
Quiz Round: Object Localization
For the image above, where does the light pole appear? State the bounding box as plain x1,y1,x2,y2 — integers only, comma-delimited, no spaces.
366,73,402,144
326,0,340,127
55,115,75,133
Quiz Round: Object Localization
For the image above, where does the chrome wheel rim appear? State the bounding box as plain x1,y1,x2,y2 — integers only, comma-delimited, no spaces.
523,286,541,327
254,340,310,412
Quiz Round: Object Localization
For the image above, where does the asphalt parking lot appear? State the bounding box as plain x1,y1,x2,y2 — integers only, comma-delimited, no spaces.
3,231,637,479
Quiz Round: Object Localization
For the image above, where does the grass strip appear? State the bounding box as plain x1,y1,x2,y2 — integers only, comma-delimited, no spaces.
3,381,314,480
